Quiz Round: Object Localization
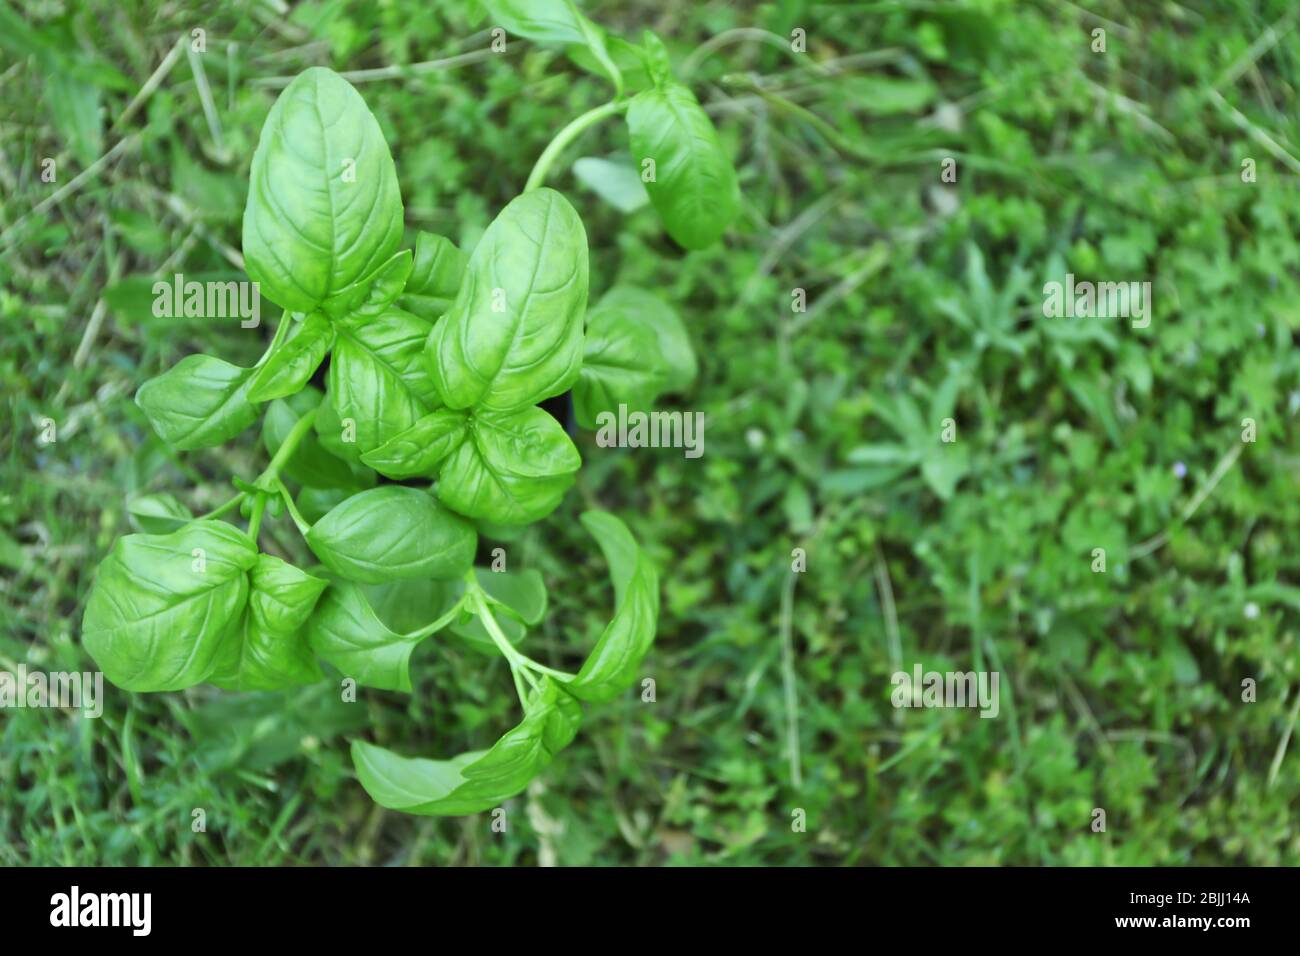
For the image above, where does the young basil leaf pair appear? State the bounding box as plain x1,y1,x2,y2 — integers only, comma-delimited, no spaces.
135,66,408,449
82,521,325,693
351,511,657,815
362,188,589,526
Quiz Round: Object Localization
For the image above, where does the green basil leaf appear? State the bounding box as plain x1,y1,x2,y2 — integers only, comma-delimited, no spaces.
126,492,193,534
573,297,667,430
637,30,674,87
397,232,465,321
361,408,468,479
242,67,403,313
307,486,476,583
594,285,697,392
329,308,439,457
437,406,580,525
321,249,413,323
307,579,428,691
564,511,659,702
263,387,373,490
135,354,260,451
572,156,650,213
246,312,335,403
82,520,258,691
626,82,740,250
209,554,327,691
351,676,577,815
426,189,587,413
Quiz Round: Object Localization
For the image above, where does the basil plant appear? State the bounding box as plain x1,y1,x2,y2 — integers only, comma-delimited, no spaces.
83,16,738,816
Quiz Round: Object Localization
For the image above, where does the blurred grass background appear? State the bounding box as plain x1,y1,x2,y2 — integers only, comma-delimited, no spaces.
3,0,1300,865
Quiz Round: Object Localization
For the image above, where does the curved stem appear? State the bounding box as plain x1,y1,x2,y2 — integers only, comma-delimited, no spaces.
400,596,469,642
524,101,626,192
196,491,246,521
260,407,317,485
276,481,312,537
464,570,577,684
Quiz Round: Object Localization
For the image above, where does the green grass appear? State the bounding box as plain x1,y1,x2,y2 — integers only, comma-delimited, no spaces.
3,0,1299,865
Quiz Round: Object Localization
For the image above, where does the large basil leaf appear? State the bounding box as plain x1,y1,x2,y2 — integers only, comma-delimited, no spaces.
262,387,373,491
242,67,403,314
306,486,476,583
135,354,259,451
437,406,580,525
351,677,579,815
82,520,258,691
626,82,739,250
246,312,334,403
328,308,439,458
426,189,587,413
565,511,659,702
361,408,468,480
307,579,432,691
209,555,327,691
397,232,464,321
